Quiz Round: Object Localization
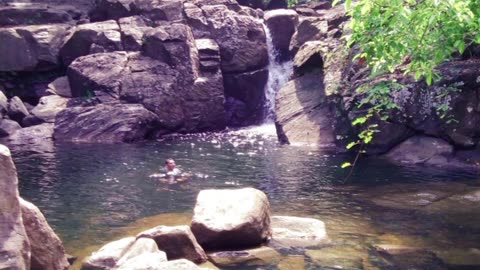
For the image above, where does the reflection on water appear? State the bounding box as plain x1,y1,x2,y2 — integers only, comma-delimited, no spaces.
7,124,480,269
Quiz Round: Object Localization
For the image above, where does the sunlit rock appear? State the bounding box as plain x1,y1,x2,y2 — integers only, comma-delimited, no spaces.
118,16,152,51
269,216,329,248
116,252,167,270
0,24,72,71
20,198,70,270
60,20,123,66
137,225,207,263
53,104,160,143
0,144,30,270
7,96,30,123
25,95,69,125
191,188,271,250
82,237,135,270
289,17,328,55
8,123,54,144
0,119,22,138
46,76,73,98
207,246,281,267
116,238,166,266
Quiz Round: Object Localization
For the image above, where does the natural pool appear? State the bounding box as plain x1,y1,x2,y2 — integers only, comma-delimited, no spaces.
8,125,480,269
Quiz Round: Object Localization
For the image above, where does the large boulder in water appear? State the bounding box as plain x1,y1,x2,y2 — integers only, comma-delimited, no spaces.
53,103,160,143
24,95,69,126
20,198,70,270
191,188,271,250
270,216,330,248
137,225,207,263
82,237,136,269
0,144,31,270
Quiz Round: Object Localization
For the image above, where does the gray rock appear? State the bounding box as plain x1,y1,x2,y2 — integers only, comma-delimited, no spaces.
306,246,366,270
270,216,329,248
8,123,55,145
385,136,453,165
0,91,7,116
82,237,135,270
132,0,184,22
116,238,166,266
89,0,136,22
118,16,152,51
46,76,73,98
0,144,30,270
264,9,299,61
203,5,268,73
0,119,22,137
191,188,271,250
0,24,72,71
0,3,76,27
30,95,69,123
137,225,207,263
53,104,160,143
208,246,281,267
116,252,168,270
224,68,269,126
275,73,350,149
193,0,241,11
289,17,328,55
7,96,30,123
67,52,129,101
195,38,221,72
184,3,210,39
20,198,69,270
60,20,123,66
373,244,448,270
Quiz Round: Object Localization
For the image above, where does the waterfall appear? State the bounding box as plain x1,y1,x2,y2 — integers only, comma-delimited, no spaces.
262,22,293,123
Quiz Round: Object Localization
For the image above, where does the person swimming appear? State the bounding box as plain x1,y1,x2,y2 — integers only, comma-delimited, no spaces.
162,158,182,177
149,158,190,184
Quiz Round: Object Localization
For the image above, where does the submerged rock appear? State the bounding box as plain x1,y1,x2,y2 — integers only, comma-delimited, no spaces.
208,246,281,267
373,244,448,270
191,188,271,250
270,216,329,248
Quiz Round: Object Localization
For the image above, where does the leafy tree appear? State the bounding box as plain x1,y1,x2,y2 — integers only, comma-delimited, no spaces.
335,0,480,170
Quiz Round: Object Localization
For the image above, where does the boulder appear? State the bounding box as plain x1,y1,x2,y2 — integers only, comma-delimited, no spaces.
60,20,123,66
118,16,152,51
208,246,281,267
89,0,136,22
193,0,241,11
8,123,55,145
53,104,160,143
191,188,271,250
28,95,69,124
203,5,268,73
137,225,207,263
20,198,69,270
46,76,73,98
0,91,8,116
0,24,72,71
7,96,30,123
0,144,30,270
116,238,166,266
195,38,221,72
289,17,328,55
270,216,329,248
224,68,269,126
275,73,351,149
0,3,77,27
82,237,136,270
264,9,299,61
116,252,168,270
67,52,129,101
132,0,184,22
293,41,325,75
0,119,22,137
184,3,210,38
385,136,454,165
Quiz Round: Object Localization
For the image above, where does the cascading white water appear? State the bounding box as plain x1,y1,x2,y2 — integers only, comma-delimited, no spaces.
262,22,294,123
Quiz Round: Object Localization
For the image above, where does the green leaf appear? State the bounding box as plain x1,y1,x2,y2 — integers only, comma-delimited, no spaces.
341,162,352,169
346,141,357,149
352,116,368,125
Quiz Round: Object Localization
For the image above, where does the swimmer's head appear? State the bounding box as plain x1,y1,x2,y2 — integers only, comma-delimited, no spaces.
165,158,176,171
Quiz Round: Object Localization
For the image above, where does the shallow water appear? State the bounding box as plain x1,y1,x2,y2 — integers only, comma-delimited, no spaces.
9,124,480,269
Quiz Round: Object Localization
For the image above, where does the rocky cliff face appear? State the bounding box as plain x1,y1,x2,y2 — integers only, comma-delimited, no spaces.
273,1,480,170
0,0,270,143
